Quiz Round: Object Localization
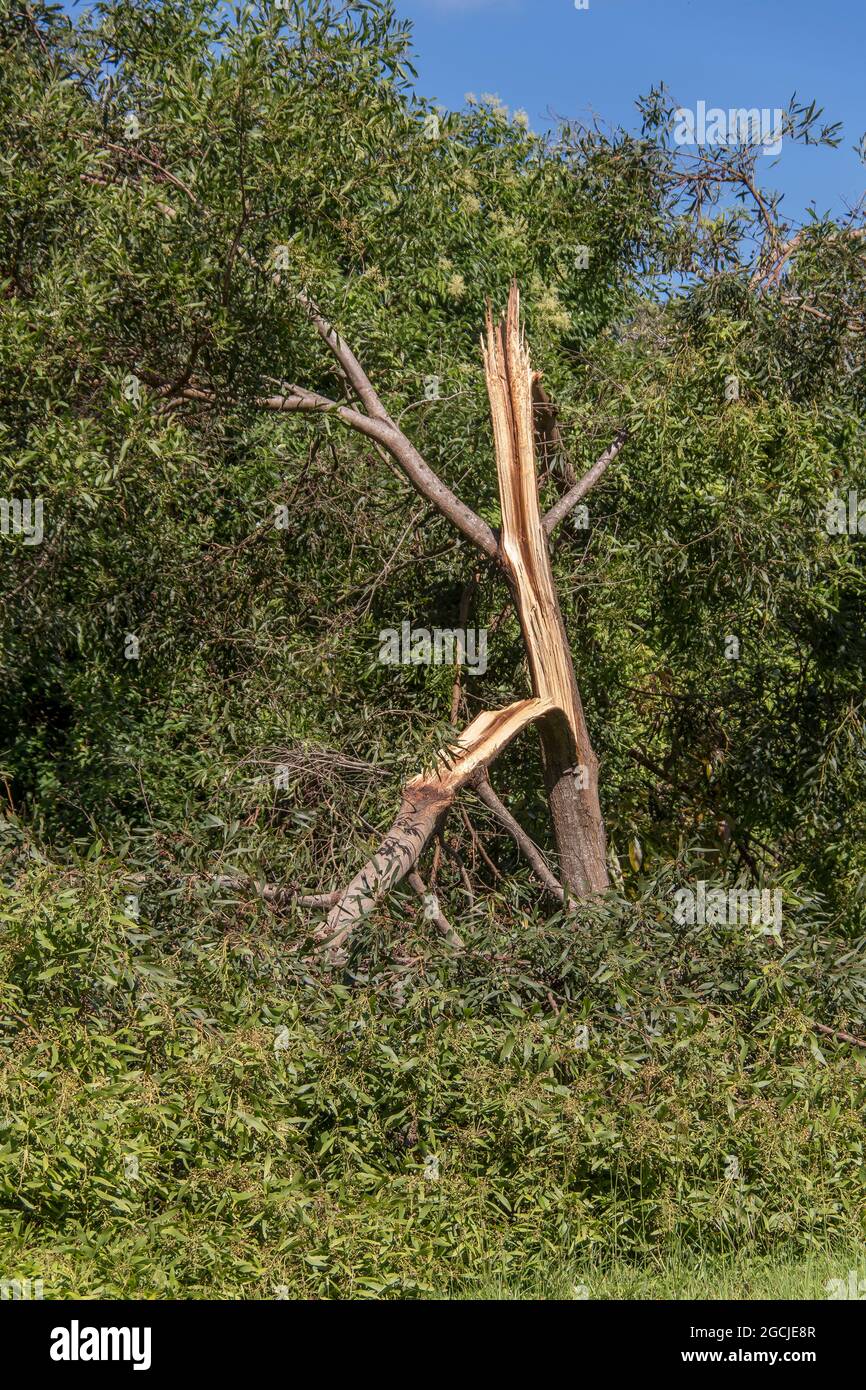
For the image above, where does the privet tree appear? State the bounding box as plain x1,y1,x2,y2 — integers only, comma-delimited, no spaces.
2,0,643,939
164,274,624,949
3,0,865,950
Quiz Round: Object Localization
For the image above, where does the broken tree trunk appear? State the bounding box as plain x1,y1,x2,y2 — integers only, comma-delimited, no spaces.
316,286,609,955
90,155,618,942
482,288,609,897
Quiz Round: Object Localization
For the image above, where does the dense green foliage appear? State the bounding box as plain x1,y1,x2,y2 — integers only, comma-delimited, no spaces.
1,0,865,1297
1,859,864,1297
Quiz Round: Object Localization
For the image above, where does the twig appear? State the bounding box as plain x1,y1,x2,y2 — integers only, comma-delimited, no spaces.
812,1021,866,1050
449,573,479,723
407,870,464,949
210,875,340,908
460,805,502,881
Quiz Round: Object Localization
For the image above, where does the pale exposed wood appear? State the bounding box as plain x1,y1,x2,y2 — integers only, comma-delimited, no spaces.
315,696,553,955
483,293,577,713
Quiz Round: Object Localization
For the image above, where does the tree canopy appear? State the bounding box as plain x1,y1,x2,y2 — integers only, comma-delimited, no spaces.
3,0,864,925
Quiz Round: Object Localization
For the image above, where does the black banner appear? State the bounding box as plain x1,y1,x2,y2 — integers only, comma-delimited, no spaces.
3,1298,860,1375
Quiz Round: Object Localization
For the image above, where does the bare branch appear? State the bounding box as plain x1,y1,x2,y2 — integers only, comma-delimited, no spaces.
155,379,500,557
812,1020,866,1050
406,870,464,949
80,151,498,560
263,287,500,551
473,777,566,905
752,222,866,290
159,381,381,438
375,420,499,557
542,429,628,537
296,289,388,421
210,876,341,908
100,142,200,205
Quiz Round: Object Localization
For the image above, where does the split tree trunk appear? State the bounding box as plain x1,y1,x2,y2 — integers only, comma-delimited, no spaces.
317,286,609,953
482,291,609,896
96,151,616,942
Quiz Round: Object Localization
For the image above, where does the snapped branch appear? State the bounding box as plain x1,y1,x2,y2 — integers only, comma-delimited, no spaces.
316,697,553,957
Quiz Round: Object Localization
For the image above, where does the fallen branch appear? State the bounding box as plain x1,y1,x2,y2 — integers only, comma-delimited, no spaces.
315,696,553,956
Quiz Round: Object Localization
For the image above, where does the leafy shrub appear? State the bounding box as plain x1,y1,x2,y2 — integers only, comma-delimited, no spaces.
1,858,864,1297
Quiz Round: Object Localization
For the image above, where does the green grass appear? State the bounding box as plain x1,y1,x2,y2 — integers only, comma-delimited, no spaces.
4,1233,862,1301
447,1249,866,1300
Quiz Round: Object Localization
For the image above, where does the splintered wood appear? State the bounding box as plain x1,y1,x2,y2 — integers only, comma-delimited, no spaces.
318,285,608,956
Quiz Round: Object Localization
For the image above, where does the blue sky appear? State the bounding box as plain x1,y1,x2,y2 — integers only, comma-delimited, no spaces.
398,0,865,227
